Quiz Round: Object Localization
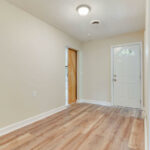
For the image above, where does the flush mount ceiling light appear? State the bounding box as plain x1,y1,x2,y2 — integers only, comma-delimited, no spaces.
77,5,91,16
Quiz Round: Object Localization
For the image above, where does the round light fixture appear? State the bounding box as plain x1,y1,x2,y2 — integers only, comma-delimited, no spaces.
77,5,90,16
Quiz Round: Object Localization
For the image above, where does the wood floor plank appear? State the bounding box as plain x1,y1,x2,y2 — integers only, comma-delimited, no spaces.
0,133,34,150
0,103,144,150
0,103,89,146
128,118,144,149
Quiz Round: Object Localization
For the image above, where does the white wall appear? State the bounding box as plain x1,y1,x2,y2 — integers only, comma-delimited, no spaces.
79,31,144,103
0,0,81,128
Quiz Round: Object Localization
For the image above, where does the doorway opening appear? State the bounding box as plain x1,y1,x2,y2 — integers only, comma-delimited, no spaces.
111,42,143,109
65,48,77,105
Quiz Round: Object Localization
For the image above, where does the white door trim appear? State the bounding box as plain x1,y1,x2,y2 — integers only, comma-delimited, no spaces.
110,42,143,109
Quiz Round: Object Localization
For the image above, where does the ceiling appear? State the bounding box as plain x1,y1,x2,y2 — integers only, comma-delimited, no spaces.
8,0,145,41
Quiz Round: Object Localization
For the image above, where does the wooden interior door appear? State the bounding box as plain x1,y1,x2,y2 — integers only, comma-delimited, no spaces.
68,49,77,104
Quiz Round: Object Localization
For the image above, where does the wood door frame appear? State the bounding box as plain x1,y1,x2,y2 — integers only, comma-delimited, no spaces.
110,42,143,109
65,47,78,105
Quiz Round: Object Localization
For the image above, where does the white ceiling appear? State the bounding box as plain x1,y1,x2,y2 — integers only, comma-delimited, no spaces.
8,0,145,41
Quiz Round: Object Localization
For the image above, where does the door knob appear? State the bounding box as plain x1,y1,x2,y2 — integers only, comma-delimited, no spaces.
113,79,117,82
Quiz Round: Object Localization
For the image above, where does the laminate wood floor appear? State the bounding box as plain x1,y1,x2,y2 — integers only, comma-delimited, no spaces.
0,103,144,150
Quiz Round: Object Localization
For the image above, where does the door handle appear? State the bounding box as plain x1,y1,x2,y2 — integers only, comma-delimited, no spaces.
113,79,117,82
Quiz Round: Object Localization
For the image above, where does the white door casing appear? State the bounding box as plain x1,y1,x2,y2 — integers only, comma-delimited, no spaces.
111,42,142,109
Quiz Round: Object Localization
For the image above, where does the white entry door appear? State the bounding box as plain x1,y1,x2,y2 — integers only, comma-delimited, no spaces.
112,43,142,108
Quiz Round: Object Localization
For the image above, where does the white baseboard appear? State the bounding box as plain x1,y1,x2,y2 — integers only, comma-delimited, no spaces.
0,105,68,137
77,99,112,106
